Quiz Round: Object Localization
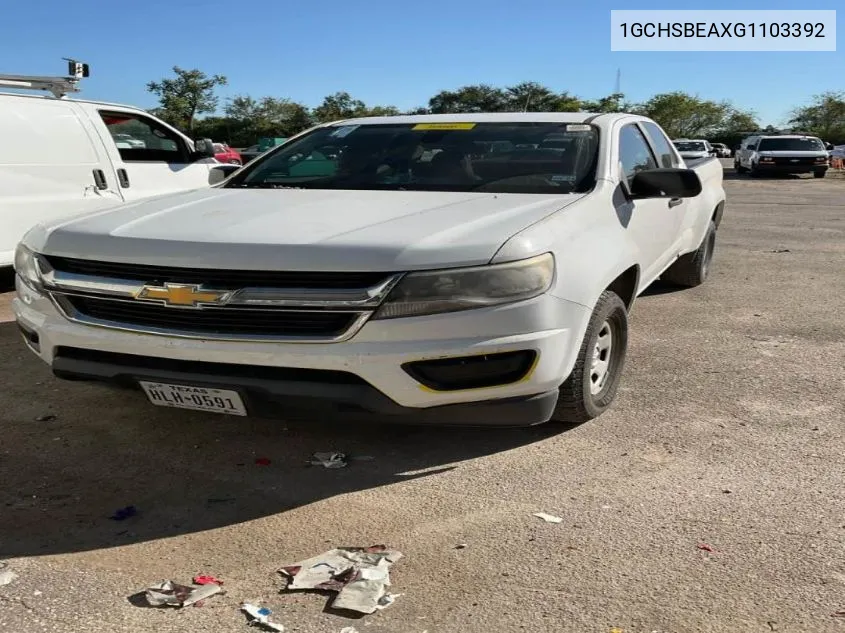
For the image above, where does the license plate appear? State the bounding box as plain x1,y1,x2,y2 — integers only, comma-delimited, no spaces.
139,381,247,416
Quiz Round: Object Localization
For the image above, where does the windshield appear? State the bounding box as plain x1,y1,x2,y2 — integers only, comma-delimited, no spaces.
673,141,706,152
225,122,600,194
757,137,824,151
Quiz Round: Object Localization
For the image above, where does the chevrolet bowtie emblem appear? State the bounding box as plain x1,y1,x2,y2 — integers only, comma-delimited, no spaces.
136,283,230,307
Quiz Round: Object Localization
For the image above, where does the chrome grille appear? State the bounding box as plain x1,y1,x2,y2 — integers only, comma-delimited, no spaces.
39,257,402,343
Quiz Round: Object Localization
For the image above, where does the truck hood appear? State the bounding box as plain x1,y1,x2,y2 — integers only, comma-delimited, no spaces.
30,187,585,272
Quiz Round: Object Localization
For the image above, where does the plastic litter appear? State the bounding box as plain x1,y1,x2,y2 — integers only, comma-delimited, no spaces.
697,543,715,553
35,414,56,421
241,602,285,631
0,562,18,587
193,575,224,585
144,579,223,607
279,545,402,614
110,506,138,521
255,457,272,466
309,452,348,469
533,512,563,524
455,543,468,549
340,628,359,633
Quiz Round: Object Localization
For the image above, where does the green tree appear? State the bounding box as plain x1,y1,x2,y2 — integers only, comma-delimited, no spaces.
428,84,509,113
225,95,312,140
146,67,227,133
789,92,845,141
634,92,731,138
312,92,368,122
581,93,629,113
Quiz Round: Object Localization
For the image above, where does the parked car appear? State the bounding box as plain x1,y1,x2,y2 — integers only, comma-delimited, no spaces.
710,143,730,158
13,112,725,427
672,139,716,160
213,143,242,165
112,133,146,149
240,144,262,164
734,135,829,178
0,79,227,270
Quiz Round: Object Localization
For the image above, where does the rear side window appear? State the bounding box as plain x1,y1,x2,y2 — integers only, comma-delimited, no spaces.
0,99,99,165
640,122,678,168
619,124,658,186
99,111,187,163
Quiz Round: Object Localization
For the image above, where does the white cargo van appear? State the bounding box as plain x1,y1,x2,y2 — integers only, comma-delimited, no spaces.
0,65,231,268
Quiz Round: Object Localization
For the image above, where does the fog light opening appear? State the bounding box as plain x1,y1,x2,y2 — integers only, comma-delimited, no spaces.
402,350,537,391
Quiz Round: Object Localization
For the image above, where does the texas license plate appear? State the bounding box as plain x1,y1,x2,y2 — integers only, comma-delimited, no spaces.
139,381,247,416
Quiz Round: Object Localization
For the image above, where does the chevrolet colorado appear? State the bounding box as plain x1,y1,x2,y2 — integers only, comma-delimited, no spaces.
13,113,726,427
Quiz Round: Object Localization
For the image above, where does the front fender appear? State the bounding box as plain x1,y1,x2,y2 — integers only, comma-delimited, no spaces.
492,183,640,311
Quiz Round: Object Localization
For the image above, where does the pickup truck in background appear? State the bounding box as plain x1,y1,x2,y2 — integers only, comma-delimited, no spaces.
672,139,716,161
13,113,726,427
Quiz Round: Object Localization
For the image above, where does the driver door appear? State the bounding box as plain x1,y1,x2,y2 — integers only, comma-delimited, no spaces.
615,123,684,286
87,108,215,201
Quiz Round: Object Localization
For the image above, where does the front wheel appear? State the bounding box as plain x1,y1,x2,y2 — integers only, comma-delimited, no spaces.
735,161,747,174
814,169,827,179
551,291,628,424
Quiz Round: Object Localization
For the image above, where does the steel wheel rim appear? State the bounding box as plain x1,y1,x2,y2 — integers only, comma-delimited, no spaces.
590,320,613,395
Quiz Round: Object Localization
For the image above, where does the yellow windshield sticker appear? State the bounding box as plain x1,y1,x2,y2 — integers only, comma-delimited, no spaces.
412,122,477,130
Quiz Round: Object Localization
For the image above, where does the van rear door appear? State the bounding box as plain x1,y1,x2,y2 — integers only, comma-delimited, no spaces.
0,96,124,267
83,106,215,201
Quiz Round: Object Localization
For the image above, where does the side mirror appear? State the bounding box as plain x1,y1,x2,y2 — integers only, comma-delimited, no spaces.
629,168,702,200
193,138,216,159
825,143,834,150
208,163,241,185
745,144,755,150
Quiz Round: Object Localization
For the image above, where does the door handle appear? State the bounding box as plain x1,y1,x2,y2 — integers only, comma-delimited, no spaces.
668,197,683,208
117,168,130,188
92,169,108,190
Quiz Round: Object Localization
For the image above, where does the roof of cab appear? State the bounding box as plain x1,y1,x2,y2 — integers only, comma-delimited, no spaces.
325,112,641,127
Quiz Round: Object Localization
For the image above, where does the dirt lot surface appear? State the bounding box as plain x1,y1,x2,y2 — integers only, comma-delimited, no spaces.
1,167,843,633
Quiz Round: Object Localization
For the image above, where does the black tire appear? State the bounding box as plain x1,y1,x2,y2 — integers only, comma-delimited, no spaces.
749,164,761,177
551,291,628,424
734,161,747,174
813,169,826,179
662,221,717,288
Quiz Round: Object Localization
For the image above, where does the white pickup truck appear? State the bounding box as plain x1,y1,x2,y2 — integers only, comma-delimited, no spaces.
13,113,725,427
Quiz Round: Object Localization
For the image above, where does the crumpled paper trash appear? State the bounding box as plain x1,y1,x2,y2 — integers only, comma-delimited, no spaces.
241,603,285,631
279,545,402,614
0,562,18,587
144,579,223,607
309,452,348,468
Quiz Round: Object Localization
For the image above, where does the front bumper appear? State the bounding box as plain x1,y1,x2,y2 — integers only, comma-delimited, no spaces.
14,276,591,427
755,162,827,174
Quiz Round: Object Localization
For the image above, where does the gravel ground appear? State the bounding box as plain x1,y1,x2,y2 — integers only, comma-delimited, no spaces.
0,165,843,633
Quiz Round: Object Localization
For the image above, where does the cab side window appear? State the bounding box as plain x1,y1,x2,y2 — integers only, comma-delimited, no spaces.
619,124,658,186
640,121,678,168
99,111,187,163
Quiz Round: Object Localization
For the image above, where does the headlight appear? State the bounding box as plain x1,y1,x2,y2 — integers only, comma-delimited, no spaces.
13,244,43,291
373,253,554,320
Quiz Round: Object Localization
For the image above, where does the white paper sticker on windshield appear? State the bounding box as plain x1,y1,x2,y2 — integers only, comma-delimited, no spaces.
566,124,592,132
329,125,360,138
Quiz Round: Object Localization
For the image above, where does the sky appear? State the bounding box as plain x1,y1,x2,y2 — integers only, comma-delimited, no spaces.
1,0,841,126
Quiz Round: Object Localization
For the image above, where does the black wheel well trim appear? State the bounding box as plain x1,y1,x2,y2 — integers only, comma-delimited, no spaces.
712,201,725,228
605,264,640,310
